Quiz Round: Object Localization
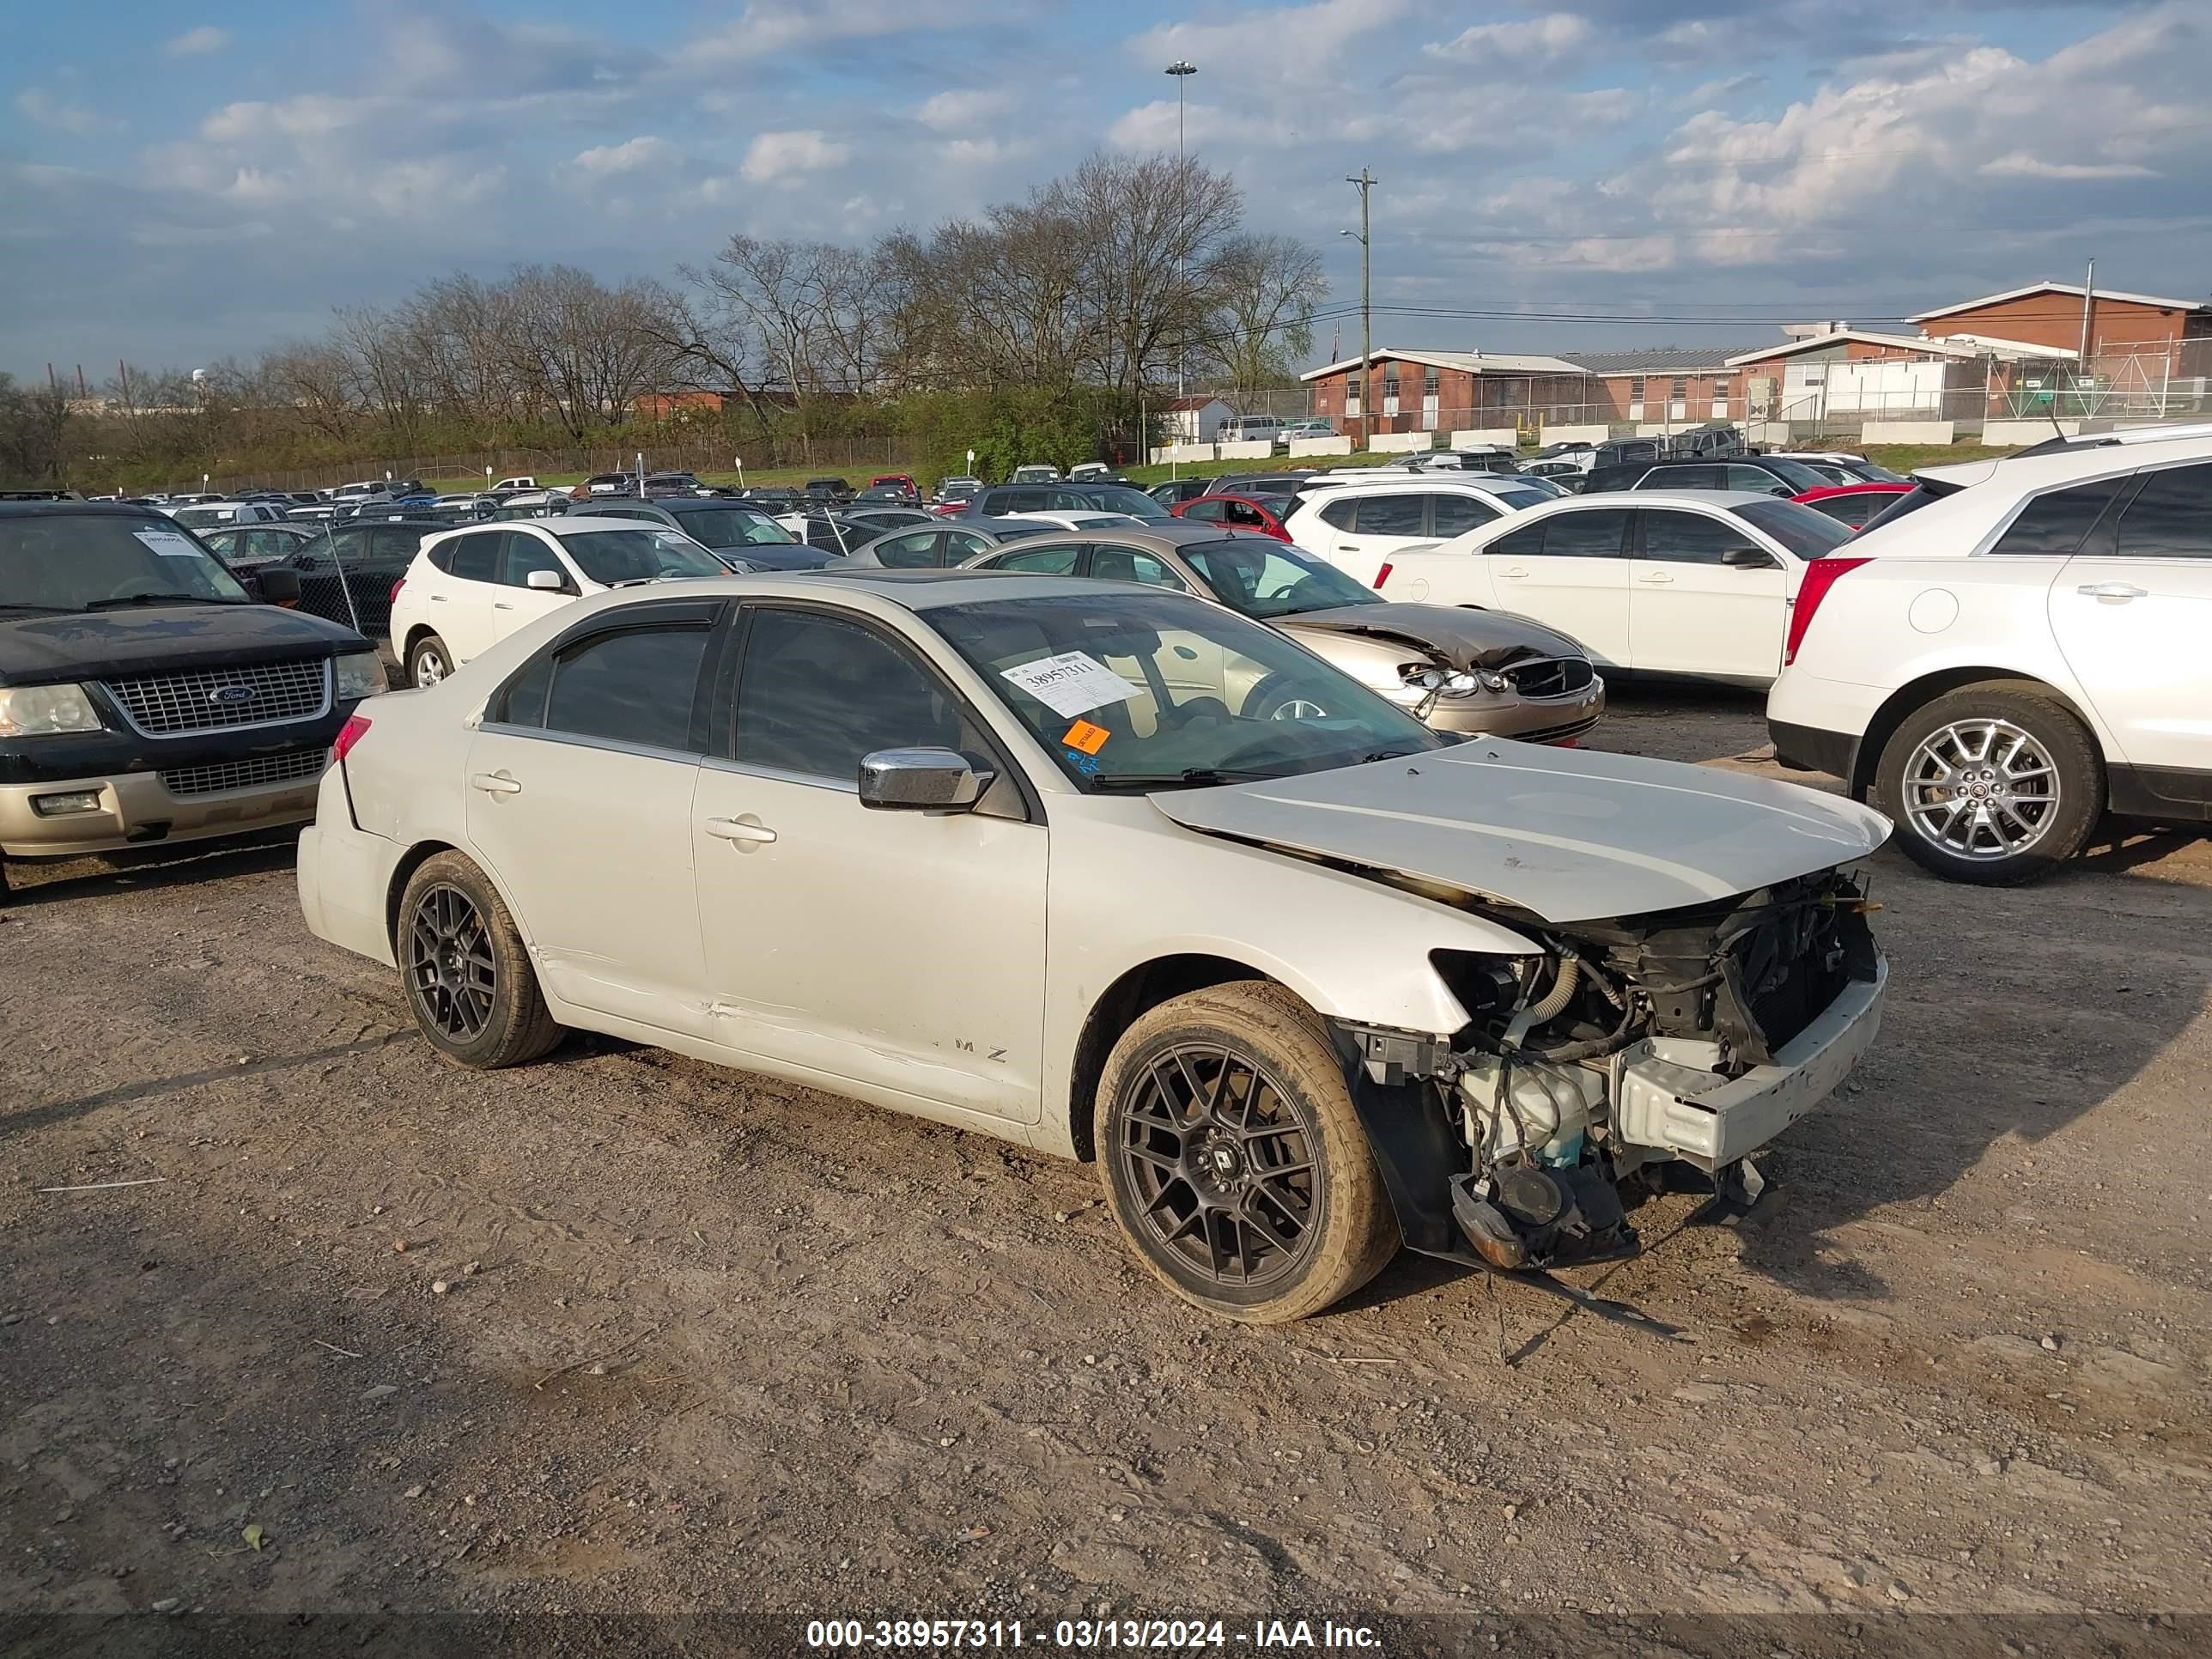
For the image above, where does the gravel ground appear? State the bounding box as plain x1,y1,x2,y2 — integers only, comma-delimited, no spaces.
3,684,2209,1656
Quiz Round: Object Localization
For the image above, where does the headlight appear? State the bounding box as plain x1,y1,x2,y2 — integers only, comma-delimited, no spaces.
1477,670,1510,693
334,652,388,700
0,683,104,737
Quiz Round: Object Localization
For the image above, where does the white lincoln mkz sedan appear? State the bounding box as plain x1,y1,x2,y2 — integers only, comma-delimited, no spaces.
299,572,1890,1322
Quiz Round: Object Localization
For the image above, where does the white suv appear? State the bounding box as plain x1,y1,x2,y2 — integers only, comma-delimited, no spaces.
1282,477,1553,583
389,517,726,687
1766,425,2212,884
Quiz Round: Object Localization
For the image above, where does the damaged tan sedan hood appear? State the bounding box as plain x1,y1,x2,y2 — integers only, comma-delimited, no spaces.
1149,740,1891,924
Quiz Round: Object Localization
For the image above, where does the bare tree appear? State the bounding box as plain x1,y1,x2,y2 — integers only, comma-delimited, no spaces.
1197,234,1328,410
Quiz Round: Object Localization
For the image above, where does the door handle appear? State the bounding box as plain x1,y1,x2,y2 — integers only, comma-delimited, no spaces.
2076,582,2147,601
469,772,522,796
1495,566,1528,579
428,593,447,602
1638,573,1675,585
704,815,778,847
493,600,514,611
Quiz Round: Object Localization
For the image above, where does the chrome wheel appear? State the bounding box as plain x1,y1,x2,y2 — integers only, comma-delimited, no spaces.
1900,718,2060,861
1267,698,1328,721
411,646,447,687
1115,1044,1320,1289
407,884,496,1039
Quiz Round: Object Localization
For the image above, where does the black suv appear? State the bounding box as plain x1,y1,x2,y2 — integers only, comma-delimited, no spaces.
264,518,450,641
1580,453,1833,497
0,503,384,896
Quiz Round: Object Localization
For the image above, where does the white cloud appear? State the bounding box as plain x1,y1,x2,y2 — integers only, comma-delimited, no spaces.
1979,153,2157,181
1131,0,1412,91
570,137,674,179
692,0,1018,67
165,25,230,57
14,88,122,135
1424,14,1590,66
740,130,853,183
916,89,1012,131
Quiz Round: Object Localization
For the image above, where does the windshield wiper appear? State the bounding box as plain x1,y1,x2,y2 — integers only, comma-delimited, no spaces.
1088,767,1274,792
84,593,240,610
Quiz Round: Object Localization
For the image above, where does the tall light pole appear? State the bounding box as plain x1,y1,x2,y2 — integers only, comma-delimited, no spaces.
1165,58,1198,472
1342,168,1376,446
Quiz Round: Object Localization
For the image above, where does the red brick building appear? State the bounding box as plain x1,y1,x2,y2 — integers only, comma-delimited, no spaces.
1300,348,1592,435
1910,283,2210,364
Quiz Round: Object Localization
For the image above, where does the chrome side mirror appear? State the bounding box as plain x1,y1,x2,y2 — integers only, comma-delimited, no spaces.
858,747,994,812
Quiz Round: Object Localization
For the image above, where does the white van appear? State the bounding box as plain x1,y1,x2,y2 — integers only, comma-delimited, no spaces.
1219,414,1284,444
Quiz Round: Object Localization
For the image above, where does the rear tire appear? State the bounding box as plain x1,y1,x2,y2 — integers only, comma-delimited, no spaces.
1871,683,2101,885
408,633,453,689
396,852,563,1067
1094,981,1397,1323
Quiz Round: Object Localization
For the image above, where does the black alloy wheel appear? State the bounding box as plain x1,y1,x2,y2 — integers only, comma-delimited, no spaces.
407,883,497,1040
1115,1042,1321,1290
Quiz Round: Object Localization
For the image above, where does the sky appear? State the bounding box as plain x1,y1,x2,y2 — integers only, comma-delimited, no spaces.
4,0,2210,382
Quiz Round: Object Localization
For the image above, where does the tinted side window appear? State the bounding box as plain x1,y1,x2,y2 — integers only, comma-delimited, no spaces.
498,531,567,588
368,526,427,560
447,530,500,582
1319,497,1358,531
1356,494,1426,537
1726,465,1790,495
543,625,711,752
734,609,988,782
875,532,940,569
1659,465,1726,491
1489,522,1547,556
2111,465,2212,559
991,545,1082,574
1639,510,1747,564
1542,509,1632,558
1181,499,1225,522
1089,545,1188,589
1990,478,2127,556
1430,494,1498,538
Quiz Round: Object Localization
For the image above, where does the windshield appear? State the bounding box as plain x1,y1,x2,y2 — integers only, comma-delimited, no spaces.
1182,538,1380,619
1756,457,1831,493
929,591,1438,793
1064,485,1170,520
558,528,726,586
0,514,250,611
1730,499,1857,559
669,507,797,547
1853,461,1906,483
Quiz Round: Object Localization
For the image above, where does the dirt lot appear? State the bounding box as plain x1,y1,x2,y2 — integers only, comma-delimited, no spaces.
4,685,2210,1655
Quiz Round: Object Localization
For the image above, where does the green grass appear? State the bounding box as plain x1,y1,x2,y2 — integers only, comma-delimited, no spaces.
1858,443,2019,472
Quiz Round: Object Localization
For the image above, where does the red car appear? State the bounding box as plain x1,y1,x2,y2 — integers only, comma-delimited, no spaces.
869,473,921,503
1791,481,1914,531
1170,493,1292,540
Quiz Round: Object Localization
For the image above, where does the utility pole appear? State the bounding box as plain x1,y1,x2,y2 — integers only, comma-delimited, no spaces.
1165,58,1197,477
1343,168,1376,446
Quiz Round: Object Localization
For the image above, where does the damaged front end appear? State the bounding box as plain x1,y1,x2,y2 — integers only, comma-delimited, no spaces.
1335,866,1884,1274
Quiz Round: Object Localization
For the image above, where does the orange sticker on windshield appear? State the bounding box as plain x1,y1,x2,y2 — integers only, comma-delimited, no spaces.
1061,719,1110,754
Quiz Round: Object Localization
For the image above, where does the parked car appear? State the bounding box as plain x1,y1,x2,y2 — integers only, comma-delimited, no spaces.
641,471,706,497
173,501,289,530
1066,463,1114,482
1767,428,2212,884
869,474,921,501
1770,452,1905,486
932,477,984,512
566,496,839,571
267,518,453,640
1384,448,1522,476
1581,454,1832,498
804,477,855,505
491,476,538,492
1283,477,1553,582
1011,464,1062,483
198,522,321,570
962,522,1605,743
772,511,890,557
842,517,1058,568
1376,490,1856,686
1793,482,1915,531
1219,414,1284,445
1521,459,1591,489
297,568,1887,1320
0,501,385,896
388,517,726,687
1148,477,1215,508
1170,494,1293,540
965,483,1174,523
1274,418,1335,447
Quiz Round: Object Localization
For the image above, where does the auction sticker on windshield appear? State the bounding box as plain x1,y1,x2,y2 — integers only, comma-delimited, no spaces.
1061,719,1109,755
133,528,204,558
1000,652,1140,719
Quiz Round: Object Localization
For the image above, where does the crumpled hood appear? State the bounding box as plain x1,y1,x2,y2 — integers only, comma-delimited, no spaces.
1150,741,1890,923
1277,603,1585,670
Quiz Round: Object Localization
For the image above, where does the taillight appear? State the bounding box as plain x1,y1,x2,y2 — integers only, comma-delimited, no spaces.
332,714,372,763
1784,557,1870,665
1374,562,1393,588
389,576,406,605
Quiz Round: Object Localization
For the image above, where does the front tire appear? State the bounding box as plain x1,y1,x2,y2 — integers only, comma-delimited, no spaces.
408,633,453,689
1871,683,2102,885
1094,981,1397,1323
396,852,563,1067
1243,674,1335,723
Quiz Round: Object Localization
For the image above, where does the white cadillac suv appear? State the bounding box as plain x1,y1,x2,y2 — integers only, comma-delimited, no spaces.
1766,424,2212,884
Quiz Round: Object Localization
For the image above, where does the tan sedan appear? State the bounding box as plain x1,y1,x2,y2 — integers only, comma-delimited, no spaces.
960,522,1605,743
